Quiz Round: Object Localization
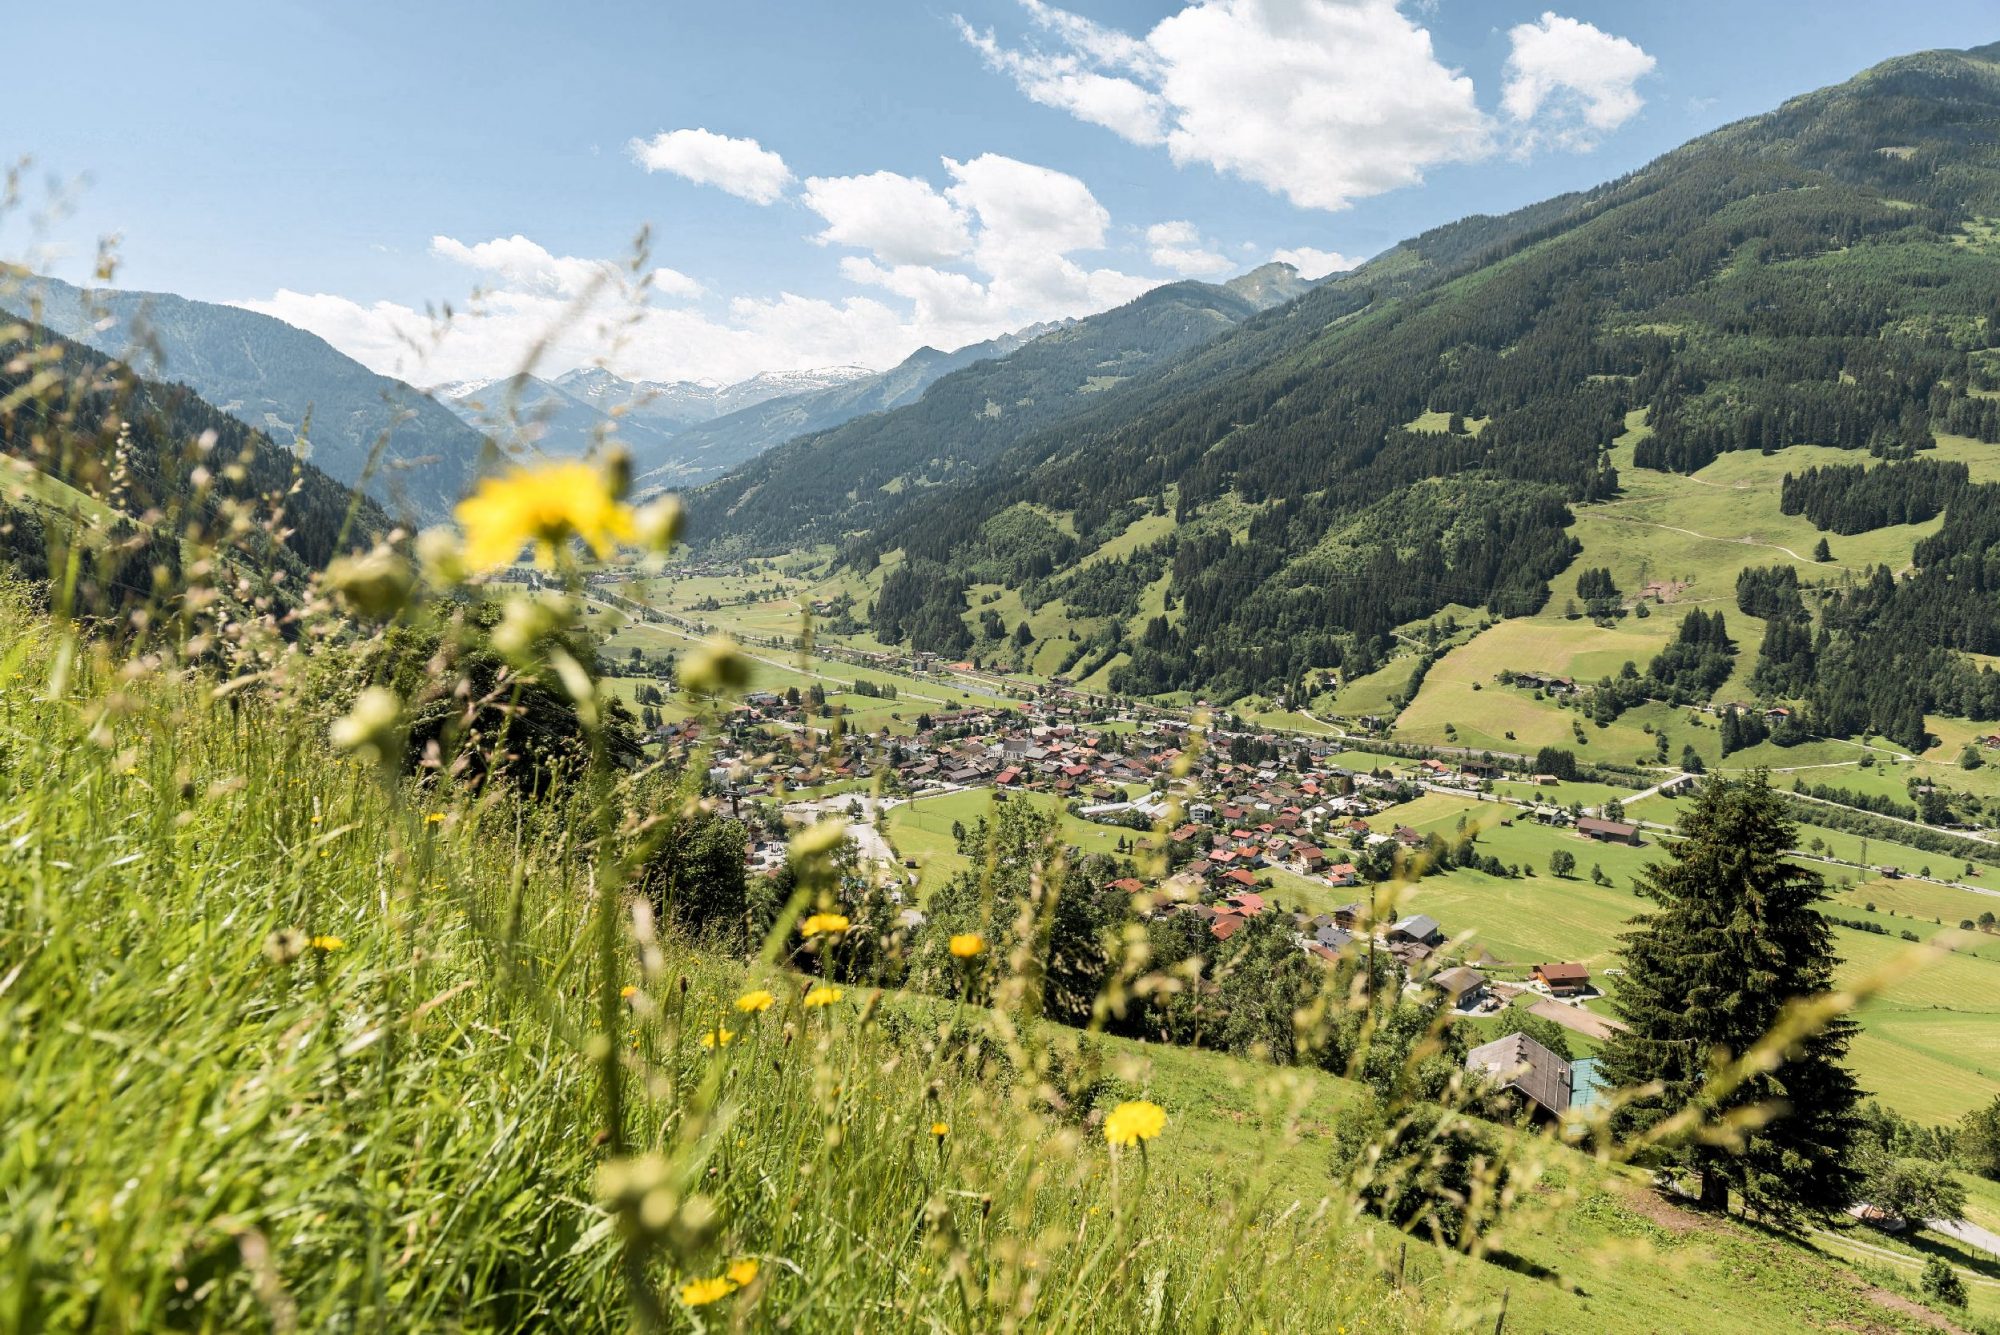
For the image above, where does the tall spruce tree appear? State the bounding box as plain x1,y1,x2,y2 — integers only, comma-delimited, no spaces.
1599,771,1862,1218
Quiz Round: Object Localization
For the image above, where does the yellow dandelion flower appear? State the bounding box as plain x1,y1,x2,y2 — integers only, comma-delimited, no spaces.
803,985,843,1008
948,932,986,958
309,935,346,953
931,1121,950,1138
620,985,639,1000
425,812,445,824
677,1274,735,1306
800,912,851,937
454,460,634,571
725,1258,759,1287
734,988,776,1013
699,1028,736,1049
1103,1100,1167,1147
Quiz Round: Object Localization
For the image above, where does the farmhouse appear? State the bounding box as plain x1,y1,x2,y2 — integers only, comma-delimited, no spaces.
1388,914,1444,947
1429,966,1488,1010
1576,816,1640,845
1533,962,1591,996
1465,1032,1573,1123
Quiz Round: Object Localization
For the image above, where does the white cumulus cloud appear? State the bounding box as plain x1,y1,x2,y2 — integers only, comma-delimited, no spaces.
1270,245,1358,280
962,1,1654,209
960,0,1491,212
801,171,974,266
1147,220,1232,276
429,233,701,301
627,127,794,204
1502,12,1656,149
236,152,1163,388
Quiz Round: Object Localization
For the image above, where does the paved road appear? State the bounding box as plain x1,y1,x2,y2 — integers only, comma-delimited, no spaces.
1831,1205,2000,1273
1934,1215,2000,1260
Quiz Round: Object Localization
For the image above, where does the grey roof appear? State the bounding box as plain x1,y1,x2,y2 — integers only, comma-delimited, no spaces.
1466,1032,1573,1116
1431,966,1485,997
1392,913,1442,941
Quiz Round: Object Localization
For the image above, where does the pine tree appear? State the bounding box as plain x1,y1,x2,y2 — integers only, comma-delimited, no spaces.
1599,772,1862,1218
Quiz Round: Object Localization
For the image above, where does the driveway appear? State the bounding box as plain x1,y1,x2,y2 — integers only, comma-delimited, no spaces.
1528,998,1629,1041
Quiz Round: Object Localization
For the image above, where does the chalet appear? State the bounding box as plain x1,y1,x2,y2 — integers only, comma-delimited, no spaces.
1332,902,1366,930
1529,773,1560,786
1312,922,1354,952
994,767,1023,787
1532,962,1591,996
1295,845,1327,873
1224,890,1266,915
1430,966,1488,1010
1576,816,1640,845
1389,914,1444,947
1388,940,1434,970
1465,1032,1573,1123
1514,671,1578,696
1210,914,1247,942
1222,869,1260,891
1108,877,1146,895
1325,862,1359,887
1392,825,1425,849
1460,759,1502,780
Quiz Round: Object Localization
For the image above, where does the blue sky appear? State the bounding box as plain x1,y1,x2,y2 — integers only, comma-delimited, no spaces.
5,1,1994,386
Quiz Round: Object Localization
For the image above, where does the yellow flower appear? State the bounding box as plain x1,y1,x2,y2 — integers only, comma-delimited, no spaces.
949,933,986,959
734,988,776,1014
726,1258,759,1287
455,460,634,571
309,935,346,953
801,913,851,937
803,985,843,1008
620,985,639,1000
677,1275,735,1307
931,1121,950,1138
1103,1100,1167,1147
699,1028,736,1049
425,812,445,824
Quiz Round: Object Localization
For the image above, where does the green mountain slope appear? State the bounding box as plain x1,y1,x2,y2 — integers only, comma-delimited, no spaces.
1,273,489,521
684,266,1349,550
774,41,2000,703
639,322,1057,487
0,315,386,600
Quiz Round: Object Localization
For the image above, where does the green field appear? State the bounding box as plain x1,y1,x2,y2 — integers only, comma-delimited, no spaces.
883,786,1151,897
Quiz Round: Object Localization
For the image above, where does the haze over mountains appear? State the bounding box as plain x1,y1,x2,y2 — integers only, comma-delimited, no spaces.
0,256,1314,522
1,272,489,520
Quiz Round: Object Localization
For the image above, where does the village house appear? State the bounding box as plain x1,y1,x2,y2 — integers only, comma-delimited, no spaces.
1532,962,1591,996
1465,1032,1573,1123
1576,816,1640,845
1429,965,1489,1011
1388,914,1444,947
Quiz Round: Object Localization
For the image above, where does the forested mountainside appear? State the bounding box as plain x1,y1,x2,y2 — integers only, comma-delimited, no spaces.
766,42,2000,707
0,273,488,520
0,316,386,601
684,263,1336,548
636,322,1058,487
